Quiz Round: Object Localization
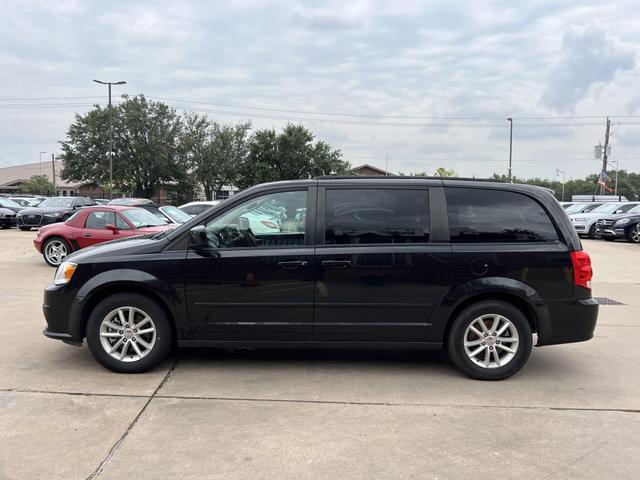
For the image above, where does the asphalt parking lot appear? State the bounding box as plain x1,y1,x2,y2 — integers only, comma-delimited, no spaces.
1,229,639,479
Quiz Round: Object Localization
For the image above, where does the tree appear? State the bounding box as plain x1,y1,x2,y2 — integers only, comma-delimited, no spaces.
236,124,349,190
433,167,457,177
60,95,185,198
21,175,54,195
203,121,251,200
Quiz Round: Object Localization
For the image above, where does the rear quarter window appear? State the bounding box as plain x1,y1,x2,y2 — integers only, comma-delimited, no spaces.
445,188,558,243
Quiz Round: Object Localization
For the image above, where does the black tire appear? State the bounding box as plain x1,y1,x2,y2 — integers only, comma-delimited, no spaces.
447,300,533,381
42,237,71,267
627,224,640,243
19,226,31,231
587,224,597,239
86,293,173,373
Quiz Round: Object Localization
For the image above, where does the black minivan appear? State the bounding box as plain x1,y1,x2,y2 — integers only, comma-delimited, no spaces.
43,178,598,380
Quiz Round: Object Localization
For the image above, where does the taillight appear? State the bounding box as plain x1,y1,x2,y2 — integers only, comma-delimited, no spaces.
570,250,593,290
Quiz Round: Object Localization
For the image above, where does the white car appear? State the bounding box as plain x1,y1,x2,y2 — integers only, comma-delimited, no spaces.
563,202,603,215
570,202,640,238
178,200,221,217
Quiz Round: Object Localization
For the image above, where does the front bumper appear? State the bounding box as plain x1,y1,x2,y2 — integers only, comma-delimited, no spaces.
42,282,82,346
0,216,17,227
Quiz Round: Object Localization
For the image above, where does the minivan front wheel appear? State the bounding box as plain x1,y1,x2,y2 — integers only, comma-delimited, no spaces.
447,300,532,380
86,293,172,373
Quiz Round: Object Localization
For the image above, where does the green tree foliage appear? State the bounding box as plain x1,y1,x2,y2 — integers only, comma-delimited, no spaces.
21,175,54,195
433,167,457,177
492,170,640,201
235,124,349,190
61,95,184,198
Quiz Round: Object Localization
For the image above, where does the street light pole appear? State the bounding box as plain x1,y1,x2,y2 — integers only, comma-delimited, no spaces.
93,79,126,199
507,118,513,182
556,168,566,201
39,151,46,194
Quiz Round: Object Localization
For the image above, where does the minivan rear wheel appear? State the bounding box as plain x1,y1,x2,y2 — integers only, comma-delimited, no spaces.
86,293,172,373
447,300,532,380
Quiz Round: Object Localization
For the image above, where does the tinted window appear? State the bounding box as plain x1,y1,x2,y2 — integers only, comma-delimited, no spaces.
85,211,116,229
325,189,429,245
446,188,558,243
204,190,307,248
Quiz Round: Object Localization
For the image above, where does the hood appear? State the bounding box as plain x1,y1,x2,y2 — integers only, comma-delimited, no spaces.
0,207,15,215
65,234,167,264
18,206,73,215
605,212,640,222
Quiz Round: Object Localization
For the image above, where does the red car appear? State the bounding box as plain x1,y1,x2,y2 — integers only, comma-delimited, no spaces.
34,205,174,266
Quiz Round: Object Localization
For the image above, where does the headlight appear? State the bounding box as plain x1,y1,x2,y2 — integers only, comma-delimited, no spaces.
16,212,23,217
44,212,61,218
616,218,630,225
54,262,77,285
573,217,587,222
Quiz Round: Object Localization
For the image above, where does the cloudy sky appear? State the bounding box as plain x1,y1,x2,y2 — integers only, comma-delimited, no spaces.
1,0,639,180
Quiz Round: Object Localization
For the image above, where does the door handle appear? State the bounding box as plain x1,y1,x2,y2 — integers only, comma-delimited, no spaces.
83,233,92,238
322,260,351,268
278,260,308,269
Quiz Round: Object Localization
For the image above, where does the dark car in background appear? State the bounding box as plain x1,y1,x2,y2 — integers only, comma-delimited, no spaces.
597,206,640,243
17,196,95,231
42,177,597,381
0,207,17,228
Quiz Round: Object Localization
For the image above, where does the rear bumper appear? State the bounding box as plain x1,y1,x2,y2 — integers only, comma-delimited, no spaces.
538,297,599,346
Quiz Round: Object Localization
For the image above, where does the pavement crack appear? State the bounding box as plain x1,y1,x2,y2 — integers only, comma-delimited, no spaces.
86,354,181,480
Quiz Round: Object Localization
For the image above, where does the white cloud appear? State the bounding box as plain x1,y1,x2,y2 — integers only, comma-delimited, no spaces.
541,23,635,112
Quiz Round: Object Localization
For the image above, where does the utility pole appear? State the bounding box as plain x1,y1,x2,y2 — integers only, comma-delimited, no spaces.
507,118,513,182
39,151,46,194
600,117,611,195
93,79,126,199
51,153,57,196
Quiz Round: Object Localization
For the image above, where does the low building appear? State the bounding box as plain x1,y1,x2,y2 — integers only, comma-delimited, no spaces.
0,160,95,196
349,163,395,176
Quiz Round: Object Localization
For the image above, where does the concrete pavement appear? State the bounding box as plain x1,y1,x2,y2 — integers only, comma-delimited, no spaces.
0,229,638,479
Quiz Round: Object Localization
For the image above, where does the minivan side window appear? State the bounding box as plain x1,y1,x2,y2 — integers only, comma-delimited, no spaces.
325,189,429,244
446,188,558,243
204,190,307,248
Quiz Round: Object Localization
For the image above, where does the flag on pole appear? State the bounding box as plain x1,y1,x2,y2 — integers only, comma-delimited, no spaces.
598,170,613,192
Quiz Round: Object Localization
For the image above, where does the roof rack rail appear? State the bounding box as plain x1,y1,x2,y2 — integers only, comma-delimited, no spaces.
314,175,503,183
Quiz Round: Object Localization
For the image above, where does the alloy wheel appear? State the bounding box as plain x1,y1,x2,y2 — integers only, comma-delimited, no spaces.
631,225,640,243
463,314,520,369
99,306,157,362
45,240,68,266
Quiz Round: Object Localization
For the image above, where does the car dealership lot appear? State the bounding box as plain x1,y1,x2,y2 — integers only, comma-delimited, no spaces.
1,229,639,479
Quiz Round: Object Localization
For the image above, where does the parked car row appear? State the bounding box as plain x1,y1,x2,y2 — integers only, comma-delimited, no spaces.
565,201,640,243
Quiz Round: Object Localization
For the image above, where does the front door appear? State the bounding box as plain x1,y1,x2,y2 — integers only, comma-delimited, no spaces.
185,188,315,341
314,186,451,342
77,210,121,248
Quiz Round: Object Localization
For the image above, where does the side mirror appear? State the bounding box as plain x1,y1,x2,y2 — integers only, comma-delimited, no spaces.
615,209,623,214
105,224,119,234
189,225,209,248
